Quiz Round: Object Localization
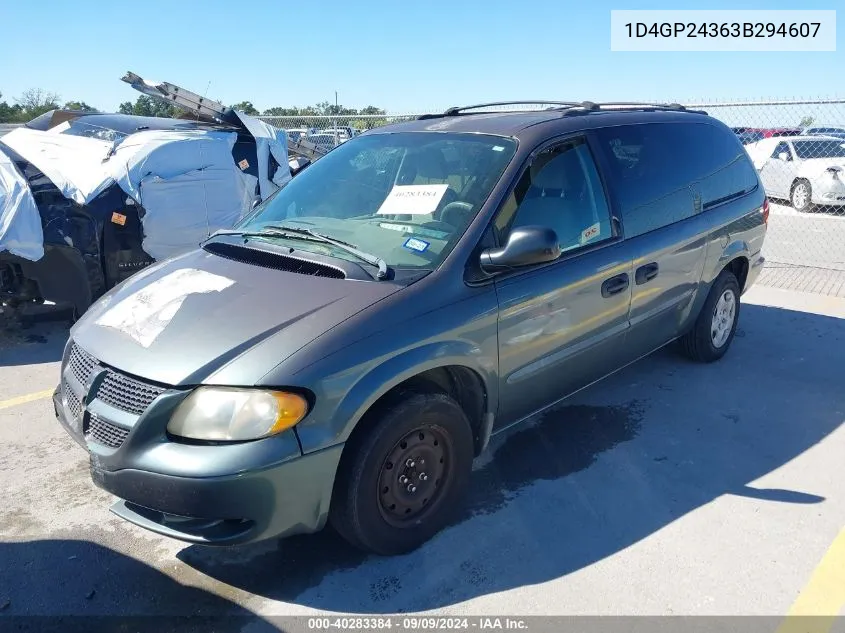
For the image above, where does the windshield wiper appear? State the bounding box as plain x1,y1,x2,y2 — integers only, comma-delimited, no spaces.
210,225,391,280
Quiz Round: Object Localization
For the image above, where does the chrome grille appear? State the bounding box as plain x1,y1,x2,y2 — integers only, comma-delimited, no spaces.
87,414,130,449
64,385,81,420
96,371,166,416
65,342,167,417
68,343,96,387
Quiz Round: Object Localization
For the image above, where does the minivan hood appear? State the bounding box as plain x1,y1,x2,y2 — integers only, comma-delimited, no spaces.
71,247,403,386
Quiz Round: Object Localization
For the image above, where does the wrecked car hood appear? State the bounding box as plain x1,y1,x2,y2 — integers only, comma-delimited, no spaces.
70,247,403,386
1,128,116,206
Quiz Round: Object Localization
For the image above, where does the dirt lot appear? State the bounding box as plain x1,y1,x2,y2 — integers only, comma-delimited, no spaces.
1,284,844,628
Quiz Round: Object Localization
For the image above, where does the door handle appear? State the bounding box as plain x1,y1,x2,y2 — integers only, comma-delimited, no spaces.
635,262,659,285
601,273,629,298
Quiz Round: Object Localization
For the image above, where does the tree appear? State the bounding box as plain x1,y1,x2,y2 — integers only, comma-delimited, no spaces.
798,115,814,128
262,106,302,116
63,101,97,112
118,95,184,118
0,91,24,123
230,101,259,115
13,88,61,120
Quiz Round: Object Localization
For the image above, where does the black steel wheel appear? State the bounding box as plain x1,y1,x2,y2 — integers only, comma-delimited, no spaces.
377,426,452,528
329,389,474,556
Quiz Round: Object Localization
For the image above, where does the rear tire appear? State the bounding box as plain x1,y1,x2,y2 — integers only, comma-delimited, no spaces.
680,269,740,363
329,389,474,556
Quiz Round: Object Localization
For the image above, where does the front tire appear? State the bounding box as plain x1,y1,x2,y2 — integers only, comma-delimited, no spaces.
791,179,814,212
329,389,474,556
680,269,740,363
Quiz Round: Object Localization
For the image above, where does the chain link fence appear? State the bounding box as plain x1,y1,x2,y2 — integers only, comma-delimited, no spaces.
259,99,845,296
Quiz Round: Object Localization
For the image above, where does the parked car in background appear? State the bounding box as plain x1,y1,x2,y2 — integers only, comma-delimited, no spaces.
54,100,767,556
305,133,340,152
737,130,765,145
286,128,317,143
768,128,802,138
731,127,799,144
745,135,845,211
802,125,845,140
322,126,359,142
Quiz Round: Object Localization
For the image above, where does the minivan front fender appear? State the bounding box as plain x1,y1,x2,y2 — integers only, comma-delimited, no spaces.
293,338,499,456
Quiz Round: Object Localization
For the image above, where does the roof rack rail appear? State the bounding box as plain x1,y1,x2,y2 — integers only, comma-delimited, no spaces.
417,101,584,119
415,100,708,121
561,101,708,115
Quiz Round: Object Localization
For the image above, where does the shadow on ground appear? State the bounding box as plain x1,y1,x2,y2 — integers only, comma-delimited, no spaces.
0,539,278,632
174,301,844,613
0,310,69,365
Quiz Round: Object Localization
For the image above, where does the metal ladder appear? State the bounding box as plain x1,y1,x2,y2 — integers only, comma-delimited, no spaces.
120,71,329,160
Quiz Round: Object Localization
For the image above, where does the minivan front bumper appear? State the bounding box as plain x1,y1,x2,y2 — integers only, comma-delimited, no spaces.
53,341,344,546
89,444,344,545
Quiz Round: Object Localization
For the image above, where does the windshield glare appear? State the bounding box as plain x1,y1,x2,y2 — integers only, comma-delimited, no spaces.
238,131,517,270
793,139,845,160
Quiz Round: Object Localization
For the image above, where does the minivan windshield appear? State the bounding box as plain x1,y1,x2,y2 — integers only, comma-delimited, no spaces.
236,131,517,270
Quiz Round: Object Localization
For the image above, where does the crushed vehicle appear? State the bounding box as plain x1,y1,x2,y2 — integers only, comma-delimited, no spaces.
55,101,767,556
0,72,326,318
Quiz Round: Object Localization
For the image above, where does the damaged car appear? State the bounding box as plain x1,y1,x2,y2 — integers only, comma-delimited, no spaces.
0,72,322,318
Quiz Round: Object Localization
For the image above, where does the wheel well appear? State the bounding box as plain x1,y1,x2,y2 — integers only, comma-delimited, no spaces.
351,366,488,456
791,177,809,193
725,256,749,292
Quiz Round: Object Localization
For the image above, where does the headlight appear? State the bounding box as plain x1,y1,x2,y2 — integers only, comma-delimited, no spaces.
167,387,308,441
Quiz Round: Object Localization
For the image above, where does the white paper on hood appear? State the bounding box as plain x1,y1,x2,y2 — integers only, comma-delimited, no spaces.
106,129,255,261
234,111,292,198
0,150,43,261
95,268,234,347
0,127,115,205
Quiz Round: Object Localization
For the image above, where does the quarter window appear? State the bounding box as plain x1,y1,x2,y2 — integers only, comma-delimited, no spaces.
497,137,614,254
595,121,759,237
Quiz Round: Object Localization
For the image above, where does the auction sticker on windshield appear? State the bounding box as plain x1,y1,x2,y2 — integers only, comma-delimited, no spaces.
377,184,449,215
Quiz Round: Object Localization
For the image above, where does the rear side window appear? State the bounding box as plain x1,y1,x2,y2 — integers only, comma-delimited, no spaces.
594,122,759,238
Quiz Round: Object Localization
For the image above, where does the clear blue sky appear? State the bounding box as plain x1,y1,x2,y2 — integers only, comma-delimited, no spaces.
0,0,841,114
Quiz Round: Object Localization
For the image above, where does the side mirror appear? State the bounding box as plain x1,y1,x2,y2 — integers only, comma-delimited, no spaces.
479,226,561,273
778,152,790,161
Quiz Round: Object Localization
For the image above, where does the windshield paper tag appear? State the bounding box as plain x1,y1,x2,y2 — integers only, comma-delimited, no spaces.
377,184,449,215
403,237,430,253
581,223,601,244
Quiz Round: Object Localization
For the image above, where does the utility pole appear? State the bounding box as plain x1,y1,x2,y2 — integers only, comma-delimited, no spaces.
333,91,338,146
